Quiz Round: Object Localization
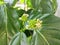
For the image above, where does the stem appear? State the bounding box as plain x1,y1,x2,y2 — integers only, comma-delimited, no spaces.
5,5,8,45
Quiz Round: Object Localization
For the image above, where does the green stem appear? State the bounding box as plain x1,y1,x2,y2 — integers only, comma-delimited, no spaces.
5,5,8,45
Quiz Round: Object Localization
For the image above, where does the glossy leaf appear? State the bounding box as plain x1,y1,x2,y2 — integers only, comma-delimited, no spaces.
9,32,28,45
30,15,60,45
0,0,60,45
29,0,57,14
31,31,49,45
34,15,60,45
0,4,20,45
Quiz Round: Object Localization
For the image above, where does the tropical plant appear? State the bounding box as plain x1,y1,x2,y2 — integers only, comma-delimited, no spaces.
0,0,60,45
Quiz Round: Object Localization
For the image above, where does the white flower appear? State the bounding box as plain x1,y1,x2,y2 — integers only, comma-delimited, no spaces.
23,14,29,17
19,17,22,20
35,19,42,28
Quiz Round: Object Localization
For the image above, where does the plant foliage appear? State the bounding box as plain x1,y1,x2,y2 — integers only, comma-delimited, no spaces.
0,0,60,45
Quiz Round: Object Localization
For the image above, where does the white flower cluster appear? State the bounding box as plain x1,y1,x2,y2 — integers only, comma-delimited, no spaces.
26,19,42,30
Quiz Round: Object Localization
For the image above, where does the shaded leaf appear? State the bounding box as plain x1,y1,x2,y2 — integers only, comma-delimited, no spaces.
0,4,20,45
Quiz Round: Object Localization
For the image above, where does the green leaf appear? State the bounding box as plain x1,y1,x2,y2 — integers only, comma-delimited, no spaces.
20,0,25,4
28,10,42,19
0,0,4,1
0,4,20,45
29,0,57,14
29,14,60,45
30,0,41,10
31,31,49,45
40,15,60,45
42,15,60,30
9,32,28,45
51,0,57,13
0,32,7,45
11,0,18,6
0,1,4,5
27,0,32,8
